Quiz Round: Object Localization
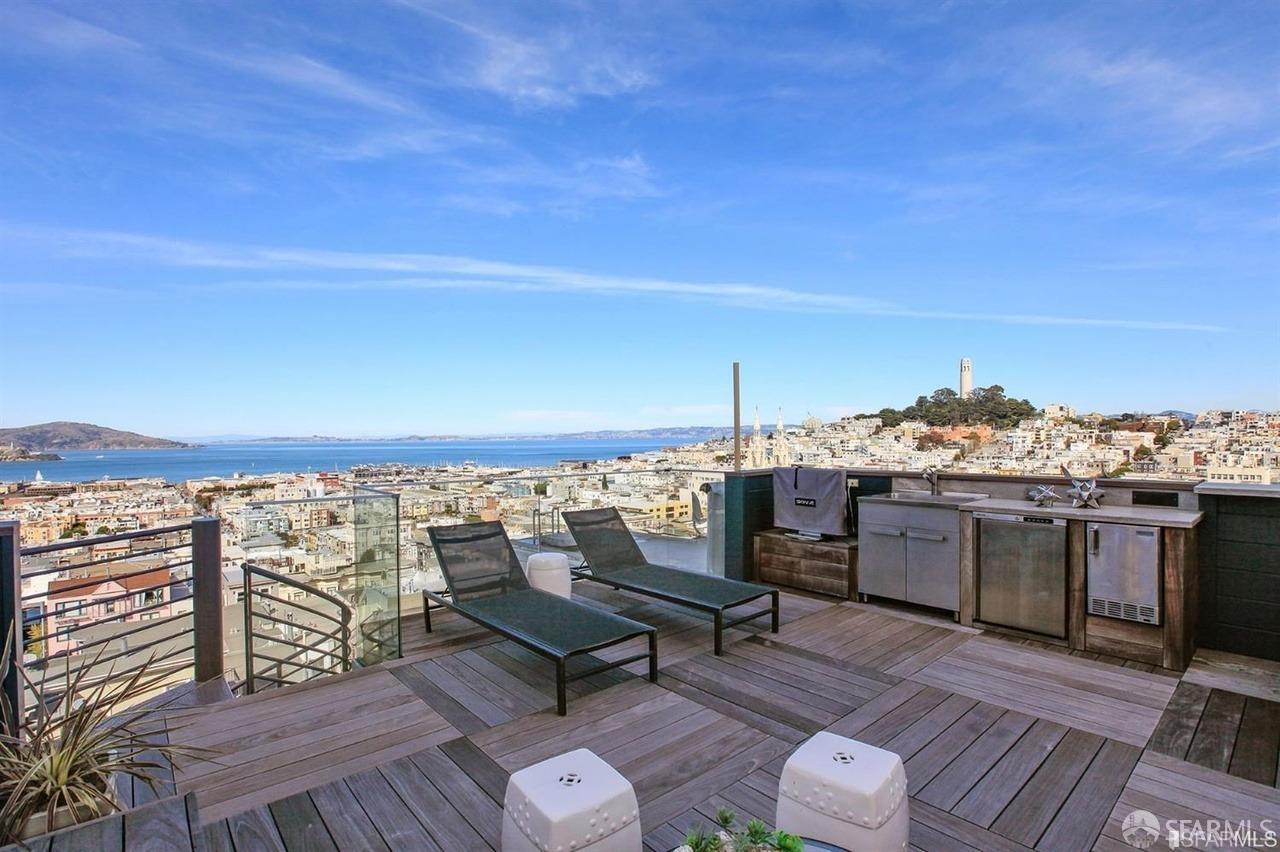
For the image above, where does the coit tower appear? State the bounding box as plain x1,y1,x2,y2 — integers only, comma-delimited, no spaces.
959,358,973,399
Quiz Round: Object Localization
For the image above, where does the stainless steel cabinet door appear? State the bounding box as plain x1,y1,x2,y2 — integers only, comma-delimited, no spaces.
906,528,959,611
858,523,906,600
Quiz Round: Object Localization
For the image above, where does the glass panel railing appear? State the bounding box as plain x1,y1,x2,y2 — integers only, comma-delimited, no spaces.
373,467,727,624
235,488,402,676
353,486,400,665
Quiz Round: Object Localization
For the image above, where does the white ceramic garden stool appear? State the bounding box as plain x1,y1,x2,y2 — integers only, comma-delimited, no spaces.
776,732,909,852
526,552,572,598
502,747,642,852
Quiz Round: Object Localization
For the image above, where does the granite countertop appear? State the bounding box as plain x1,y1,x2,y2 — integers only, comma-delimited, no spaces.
959,497,1203,528
1193,482,1280,499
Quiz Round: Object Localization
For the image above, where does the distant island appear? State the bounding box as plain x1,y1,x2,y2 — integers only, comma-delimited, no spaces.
0,446,62,463
0,422,191,451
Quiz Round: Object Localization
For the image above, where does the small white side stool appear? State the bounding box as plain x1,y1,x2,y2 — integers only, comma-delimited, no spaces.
776,732,909,852
502,748,641,852
526,552,572,598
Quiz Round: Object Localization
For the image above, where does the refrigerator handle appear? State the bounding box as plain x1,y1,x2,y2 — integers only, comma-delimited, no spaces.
1089,525,1100,556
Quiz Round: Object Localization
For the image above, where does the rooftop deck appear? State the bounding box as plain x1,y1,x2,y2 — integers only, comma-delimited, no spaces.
14,585,1280,851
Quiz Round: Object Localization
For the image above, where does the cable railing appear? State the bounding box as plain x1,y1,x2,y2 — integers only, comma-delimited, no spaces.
0,518,223,727
237,562,352,695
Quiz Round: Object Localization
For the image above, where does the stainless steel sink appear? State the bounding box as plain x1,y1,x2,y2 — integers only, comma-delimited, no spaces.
862,491,988,508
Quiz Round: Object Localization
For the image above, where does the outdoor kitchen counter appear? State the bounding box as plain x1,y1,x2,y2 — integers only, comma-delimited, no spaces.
959,497,1203,528
956,499,1202,670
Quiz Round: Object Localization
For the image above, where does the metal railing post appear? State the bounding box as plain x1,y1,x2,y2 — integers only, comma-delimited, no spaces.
341,611,352,673
191,517,223,683
0,521,21,731
242,563,255,694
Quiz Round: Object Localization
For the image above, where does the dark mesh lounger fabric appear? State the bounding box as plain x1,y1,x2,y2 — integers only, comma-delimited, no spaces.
463,587,650,654
563,507,774,607
428,521,652,654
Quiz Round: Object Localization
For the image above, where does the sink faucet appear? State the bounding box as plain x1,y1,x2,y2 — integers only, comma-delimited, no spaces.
922,467,941,496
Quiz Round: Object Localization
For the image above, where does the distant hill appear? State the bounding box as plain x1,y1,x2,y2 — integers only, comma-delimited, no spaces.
493,427,735,442
226,427,738,443
0,422,190,451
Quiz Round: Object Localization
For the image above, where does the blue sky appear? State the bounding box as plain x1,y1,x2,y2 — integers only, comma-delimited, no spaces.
1,1,1276,437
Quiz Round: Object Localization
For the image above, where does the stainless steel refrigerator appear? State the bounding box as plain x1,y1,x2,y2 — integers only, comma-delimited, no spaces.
1086,522,1161,624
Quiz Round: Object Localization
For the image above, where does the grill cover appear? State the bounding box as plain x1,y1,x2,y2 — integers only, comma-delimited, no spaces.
772,467,848,537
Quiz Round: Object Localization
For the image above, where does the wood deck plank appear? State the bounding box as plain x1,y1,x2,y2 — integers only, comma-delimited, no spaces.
389,662,488,735
1037,739,1141,852
267,792,337,852
224,807,285,852
306,780,390,852
47,811,123,852
951,718,1068,827
409,747,505,850
640,734,792,828
909,798,1034,852
437,737,511,806
122,795,191,852
904,702,1006,796
342,770,442,852
193,715,458,822
416,658,515,728
825,679,929,739
913,655,1160,747
854,685,953,746
378,756,490,850
990,728,1105,846
882,693,980,763
1229,696,1280,787
658,672,808,743
186,794,233,852
1185,689,1247,773
1148,681,1212,760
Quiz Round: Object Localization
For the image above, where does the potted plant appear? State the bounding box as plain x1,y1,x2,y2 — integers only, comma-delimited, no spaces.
0,644,205,843
677,808,805,852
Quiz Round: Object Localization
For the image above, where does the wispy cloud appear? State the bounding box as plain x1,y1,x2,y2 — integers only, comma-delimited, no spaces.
2,2,141,54
392,0,653,107
1043,45,1262,145
200,51,414,115
0,225,1227,332
971,22,1275,156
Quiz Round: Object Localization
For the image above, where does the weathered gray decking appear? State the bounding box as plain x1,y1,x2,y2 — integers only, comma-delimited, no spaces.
13,586,1280,851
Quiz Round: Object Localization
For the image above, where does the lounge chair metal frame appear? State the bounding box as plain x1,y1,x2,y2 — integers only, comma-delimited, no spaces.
563,508,780,655
422,522,657,715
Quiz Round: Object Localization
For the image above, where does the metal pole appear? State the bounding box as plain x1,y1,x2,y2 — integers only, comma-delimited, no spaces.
0,522,21,731
732,361,742,472
191,517,223,683
242,563,255,694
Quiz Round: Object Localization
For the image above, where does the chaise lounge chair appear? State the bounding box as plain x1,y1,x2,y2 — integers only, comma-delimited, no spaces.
562,507,780,655
422,521,657,715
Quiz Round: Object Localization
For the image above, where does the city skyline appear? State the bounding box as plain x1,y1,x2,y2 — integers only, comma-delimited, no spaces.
2,2,1277,434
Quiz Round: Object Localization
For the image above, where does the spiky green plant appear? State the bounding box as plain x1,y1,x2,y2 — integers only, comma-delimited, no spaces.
684,809,806,852
768,830,805,852
744,818,772,845
0,640,207,843
682,826,724,852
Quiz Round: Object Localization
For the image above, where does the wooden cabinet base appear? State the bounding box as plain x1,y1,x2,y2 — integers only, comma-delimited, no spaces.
754,530,857,599
1085,615,1165,666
